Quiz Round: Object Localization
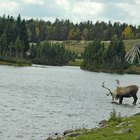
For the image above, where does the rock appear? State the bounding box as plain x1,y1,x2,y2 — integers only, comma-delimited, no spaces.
63,130,73,135
99,120,108,128
102,134,107,137
134,112,140,116
115,122,129,127
136,136,140,140
46,136,64,140
114,128,132,134
65,132,83,137
46,137,54,140
46,132,63,140
99,120,107,125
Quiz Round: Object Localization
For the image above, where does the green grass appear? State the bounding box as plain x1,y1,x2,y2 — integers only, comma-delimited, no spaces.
123,39,140,52
65,113,140,140
46,40,88,54
46,39,140,72
46,39,140,55
0,58,32,66
68,59,83,66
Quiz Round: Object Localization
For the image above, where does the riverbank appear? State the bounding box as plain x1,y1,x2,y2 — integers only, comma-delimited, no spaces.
1,57,140,75
47,111,140,140
0,60,32,66
80,64,140,75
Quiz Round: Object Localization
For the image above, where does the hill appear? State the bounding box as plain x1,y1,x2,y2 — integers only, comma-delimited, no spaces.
48,39,140,55
47,39,140,74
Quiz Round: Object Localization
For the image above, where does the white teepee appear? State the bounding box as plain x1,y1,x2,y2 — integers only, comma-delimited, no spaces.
125,43,140,64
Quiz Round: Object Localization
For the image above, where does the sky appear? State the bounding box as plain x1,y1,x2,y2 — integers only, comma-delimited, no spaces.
0,0,140,25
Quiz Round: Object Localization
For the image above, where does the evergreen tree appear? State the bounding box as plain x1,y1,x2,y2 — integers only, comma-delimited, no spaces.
82,40,103,70
0,33,8,55
14,36,23,57
20,19,29,54
82,38,127,71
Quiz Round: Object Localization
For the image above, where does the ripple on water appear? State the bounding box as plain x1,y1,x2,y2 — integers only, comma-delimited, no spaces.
0,65,140,140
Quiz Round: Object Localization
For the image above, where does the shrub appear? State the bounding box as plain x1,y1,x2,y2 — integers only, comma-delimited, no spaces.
109,109,122,123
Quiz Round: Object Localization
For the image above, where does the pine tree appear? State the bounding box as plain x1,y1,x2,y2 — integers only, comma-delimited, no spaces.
20,19,29,54
14,36,22,57
0,33,8,55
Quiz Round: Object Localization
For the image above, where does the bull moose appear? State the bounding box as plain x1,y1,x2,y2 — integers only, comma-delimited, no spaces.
102,80,139,105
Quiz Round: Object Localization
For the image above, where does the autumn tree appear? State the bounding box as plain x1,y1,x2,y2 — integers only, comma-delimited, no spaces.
122,26,134,39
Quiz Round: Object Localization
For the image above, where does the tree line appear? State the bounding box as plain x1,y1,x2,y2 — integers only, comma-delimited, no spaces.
26,18,140,42
0,15,74,65
0,14,140,67
29,42,75,65
81,37,127,72
0,15,29,63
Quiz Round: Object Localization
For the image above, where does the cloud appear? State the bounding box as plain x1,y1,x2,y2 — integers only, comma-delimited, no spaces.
0,0,140,25
72,1,103,16
88,0,135,4
56,0,71,11
116,0,140,25
23,0,45,5
20,1,65,18
0,1,19,15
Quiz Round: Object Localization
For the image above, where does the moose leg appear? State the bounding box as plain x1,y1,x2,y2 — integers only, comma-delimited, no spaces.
132,95,138,105
119,96,123,104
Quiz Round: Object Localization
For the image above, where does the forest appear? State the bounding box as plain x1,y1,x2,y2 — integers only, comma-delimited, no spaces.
81,38,127,73
0,15,74,65
0,14,140,71
26,17,139,42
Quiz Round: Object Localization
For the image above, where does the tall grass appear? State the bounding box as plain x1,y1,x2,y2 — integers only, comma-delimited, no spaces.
109,109,122,123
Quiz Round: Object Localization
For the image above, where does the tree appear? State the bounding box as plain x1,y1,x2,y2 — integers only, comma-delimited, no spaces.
82,40,104,69
33,41,74,65
68,27,81,40
122,26,134,39
14,36,23,57
82,38,127,71
0,33,8,55
82,28,89,40
102,37,126,69
20,19,29,54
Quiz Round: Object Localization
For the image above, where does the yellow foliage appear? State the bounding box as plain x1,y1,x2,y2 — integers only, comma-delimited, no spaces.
122,26,134,39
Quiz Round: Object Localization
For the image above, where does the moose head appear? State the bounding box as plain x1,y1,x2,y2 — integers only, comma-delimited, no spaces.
102,80,139,105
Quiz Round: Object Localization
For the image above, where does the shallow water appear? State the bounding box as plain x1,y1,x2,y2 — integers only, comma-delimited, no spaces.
0,65,140,140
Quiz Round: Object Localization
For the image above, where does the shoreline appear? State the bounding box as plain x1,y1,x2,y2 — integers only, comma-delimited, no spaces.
1,59,140,75
46,111,140,140
80,65,140,75
0,60,32,66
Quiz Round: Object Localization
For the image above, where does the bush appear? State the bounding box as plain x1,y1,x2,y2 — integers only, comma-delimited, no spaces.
109,109,122,123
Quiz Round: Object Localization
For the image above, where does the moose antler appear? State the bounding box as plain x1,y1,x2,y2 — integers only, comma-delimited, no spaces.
102,81,113,96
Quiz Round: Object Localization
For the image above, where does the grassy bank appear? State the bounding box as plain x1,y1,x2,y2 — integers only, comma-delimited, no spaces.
0,58,32,66
123,65,140,74
68,59,83,66
48,39,140,54
52,110,140,140
80,65,140,75
65,113,140,140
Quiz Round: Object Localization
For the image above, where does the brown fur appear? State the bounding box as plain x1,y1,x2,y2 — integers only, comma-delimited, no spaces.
112,85,139,104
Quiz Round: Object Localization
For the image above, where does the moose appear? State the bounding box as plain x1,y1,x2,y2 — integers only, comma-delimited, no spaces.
102,80,139,105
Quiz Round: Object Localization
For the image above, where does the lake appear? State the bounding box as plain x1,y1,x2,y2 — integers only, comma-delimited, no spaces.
0,65,140,140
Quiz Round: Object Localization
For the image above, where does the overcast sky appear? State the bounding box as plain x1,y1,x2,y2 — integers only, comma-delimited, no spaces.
0,0,140,25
